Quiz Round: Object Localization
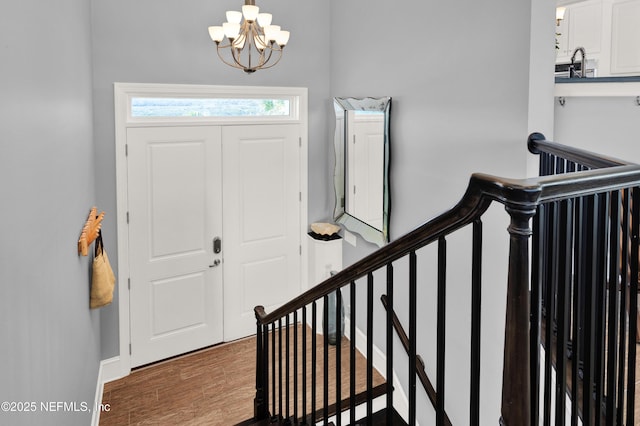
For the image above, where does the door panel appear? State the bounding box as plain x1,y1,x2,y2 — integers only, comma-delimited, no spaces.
223,124,302,340
127,126,223,367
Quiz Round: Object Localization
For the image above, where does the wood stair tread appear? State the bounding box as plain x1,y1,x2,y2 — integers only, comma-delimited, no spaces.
348,407,407,425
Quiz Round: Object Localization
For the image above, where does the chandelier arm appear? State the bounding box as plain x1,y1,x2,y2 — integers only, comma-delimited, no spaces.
229,45,250,70
216,44,245,70
251,48,283,70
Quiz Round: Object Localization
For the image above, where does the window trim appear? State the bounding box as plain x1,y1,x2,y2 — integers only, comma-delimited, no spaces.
118,83,304,125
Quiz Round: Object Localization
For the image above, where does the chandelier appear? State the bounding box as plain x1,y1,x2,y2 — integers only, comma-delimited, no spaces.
208,0,290,74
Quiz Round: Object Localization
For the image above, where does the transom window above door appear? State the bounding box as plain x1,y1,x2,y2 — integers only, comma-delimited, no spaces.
119,83,304,125
131,97,290,118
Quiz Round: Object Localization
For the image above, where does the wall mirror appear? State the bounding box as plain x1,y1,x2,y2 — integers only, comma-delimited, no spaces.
333,96,391,247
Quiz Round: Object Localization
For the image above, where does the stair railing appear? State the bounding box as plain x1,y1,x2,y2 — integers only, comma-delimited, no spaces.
529,133,638,426
251,133,640,426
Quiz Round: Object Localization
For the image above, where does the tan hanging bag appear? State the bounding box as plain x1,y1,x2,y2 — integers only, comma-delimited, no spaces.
90,230,115,309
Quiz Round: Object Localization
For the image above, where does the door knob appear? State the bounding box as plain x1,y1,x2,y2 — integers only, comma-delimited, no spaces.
209,259,221,268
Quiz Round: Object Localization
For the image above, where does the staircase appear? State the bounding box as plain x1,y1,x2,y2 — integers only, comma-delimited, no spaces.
242,133,639,426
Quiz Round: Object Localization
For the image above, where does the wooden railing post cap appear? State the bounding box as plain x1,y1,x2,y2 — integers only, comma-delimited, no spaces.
254,305,266,320
527,132,546,154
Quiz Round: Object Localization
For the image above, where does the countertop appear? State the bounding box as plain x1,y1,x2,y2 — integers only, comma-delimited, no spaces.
556,76,640,83
555,76,640,97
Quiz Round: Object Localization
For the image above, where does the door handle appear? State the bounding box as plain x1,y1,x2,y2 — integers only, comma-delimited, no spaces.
209,259,221,268
213,237,222,254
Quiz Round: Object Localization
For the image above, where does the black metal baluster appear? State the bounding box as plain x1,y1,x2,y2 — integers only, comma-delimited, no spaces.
350,281,356,425
286,314,290,423
409,251,417,426
626,187,639,425
323,295,329,425
294,310,299,423
470,219,482,426
583,194,598,423
543,200,558,426
272,321,277,421
367,272,374,425
594,193,609,426
312,301,317,425
616,189,630,422
571,187,586,426
386,263,394,425
302,306,307,425
555,198,574,425
279,318,283,422
336,289,342,426
605,191,621,426
436,237,447,426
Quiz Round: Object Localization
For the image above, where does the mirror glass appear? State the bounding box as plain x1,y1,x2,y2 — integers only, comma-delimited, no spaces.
333,97,391,247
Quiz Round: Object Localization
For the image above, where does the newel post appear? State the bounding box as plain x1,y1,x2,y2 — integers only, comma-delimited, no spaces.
254,306,268,420
500,205,536,426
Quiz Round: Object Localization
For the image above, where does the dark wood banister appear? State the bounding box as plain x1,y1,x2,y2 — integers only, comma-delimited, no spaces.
528,132,632,168
253,133,640,426
255,150,640,326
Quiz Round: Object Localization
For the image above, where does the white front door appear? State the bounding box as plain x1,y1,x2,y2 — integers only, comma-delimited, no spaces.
222,124,302,340
127,126,224,367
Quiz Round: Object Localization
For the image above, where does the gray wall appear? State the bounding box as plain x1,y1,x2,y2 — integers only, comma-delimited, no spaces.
0,1,100,425
329,0,549,423
554,96,640,161
90,0,332,359
0,0,558,422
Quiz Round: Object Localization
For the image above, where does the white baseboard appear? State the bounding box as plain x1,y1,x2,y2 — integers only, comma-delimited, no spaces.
100,356,124,384
91,357,123,426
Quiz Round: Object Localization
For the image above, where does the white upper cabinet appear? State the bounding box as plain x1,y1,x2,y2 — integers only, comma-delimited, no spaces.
556,0,603,63
557,0,640,76
610,0,640,74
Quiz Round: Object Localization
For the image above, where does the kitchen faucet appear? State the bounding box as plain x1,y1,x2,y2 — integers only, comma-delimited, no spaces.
570,47,587,78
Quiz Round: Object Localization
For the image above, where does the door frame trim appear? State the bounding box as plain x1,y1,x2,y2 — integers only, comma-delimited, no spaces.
114,82,308,377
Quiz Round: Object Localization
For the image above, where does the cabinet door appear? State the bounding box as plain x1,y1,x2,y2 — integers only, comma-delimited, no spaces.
611,0,640,74
568,1,602,55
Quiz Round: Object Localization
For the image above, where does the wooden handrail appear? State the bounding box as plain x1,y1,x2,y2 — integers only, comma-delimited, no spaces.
528,132,634,168
256,163,640,325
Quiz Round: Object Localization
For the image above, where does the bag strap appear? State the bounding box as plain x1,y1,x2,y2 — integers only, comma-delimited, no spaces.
94,229,104,257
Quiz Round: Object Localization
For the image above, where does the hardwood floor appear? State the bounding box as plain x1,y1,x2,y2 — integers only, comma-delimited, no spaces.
100,325,384,426
99,325,640,425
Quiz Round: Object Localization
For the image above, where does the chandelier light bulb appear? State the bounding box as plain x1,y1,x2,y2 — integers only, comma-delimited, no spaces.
242,5,259,21
257,13,272,27
264,25,280,42
226,10,242,24
275,30,290,47
223,22,241,39
208,26,225,42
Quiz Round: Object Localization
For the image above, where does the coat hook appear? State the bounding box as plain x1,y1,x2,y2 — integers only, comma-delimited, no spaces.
558,97,566,107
